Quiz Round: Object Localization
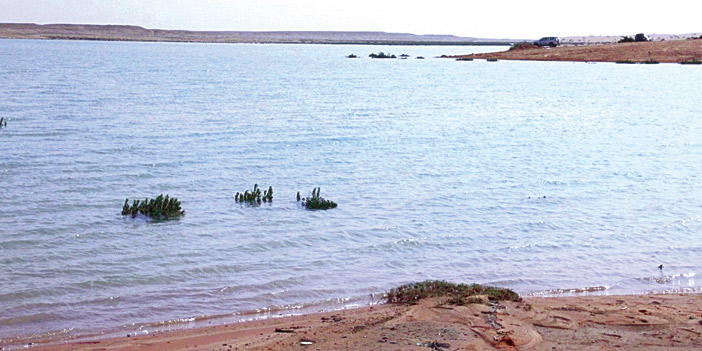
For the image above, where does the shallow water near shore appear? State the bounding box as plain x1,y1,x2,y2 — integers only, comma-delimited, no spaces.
0,39,701,343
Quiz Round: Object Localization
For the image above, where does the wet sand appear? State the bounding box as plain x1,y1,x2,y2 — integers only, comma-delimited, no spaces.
453,39,702,63
11,293,702,351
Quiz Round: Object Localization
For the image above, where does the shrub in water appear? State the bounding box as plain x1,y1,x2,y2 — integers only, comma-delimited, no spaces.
122,194,184,220
369,52,397,59
297,187,337,210
235,184,273,204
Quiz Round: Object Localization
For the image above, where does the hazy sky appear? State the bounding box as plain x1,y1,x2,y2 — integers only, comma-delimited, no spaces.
1,0,700,38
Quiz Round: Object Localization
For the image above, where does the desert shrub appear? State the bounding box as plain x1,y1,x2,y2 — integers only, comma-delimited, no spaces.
618,36,635,43
509,42,537,51
386,280,520,305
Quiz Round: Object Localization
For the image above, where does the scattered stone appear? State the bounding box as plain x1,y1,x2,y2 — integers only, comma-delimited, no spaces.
274,328,295,333
299,338,315,346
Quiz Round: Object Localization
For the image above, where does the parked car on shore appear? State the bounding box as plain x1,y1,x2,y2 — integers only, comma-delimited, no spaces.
634,33,651,42
534,37,560,47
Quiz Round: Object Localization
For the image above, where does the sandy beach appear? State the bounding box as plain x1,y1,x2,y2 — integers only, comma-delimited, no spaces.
9,292,701,351
453,39,702,63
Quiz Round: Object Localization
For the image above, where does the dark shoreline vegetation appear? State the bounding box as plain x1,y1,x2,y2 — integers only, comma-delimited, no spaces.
386,280,521,305
0,23,513,46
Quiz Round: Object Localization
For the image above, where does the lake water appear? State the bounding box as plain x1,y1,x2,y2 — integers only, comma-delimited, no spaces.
1,39,701,344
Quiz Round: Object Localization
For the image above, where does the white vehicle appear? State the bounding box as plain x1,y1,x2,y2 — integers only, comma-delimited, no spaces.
534,37,560,47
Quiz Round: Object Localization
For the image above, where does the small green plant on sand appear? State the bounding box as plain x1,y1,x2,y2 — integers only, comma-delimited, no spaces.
122,194,184,219
297,187,337,210
235,184,273,204
386,280,520,305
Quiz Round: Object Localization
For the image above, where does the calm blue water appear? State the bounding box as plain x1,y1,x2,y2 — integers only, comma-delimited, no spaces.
1,39,701,344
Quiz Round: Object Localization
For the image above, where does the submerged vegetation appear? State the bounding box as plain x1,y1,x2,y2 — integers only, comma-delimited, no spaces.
386,280,521,305
122,194,184,220
297,187,337,210
235,184,273,204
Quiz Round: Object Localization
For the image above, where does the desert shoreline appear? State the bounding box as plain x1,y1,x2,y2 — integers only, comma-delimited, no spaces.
6,292,702,351
452,39,702,64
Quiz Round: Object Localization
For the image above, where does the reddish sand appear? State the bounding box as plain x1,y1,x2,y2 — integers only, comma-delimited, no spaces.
454,39,702,63
9,293,702,351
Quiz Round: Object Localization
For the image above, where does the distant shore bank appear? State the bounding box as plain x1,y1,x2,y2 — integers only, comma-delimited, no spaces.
0,23,513,46
452,39,702,64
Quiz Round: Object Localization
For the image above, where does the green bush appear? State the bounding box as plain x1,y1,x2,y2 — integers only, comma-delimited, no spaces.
235,184,273,204
386,280,520,305
122,194,184,219
297,187,337,210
